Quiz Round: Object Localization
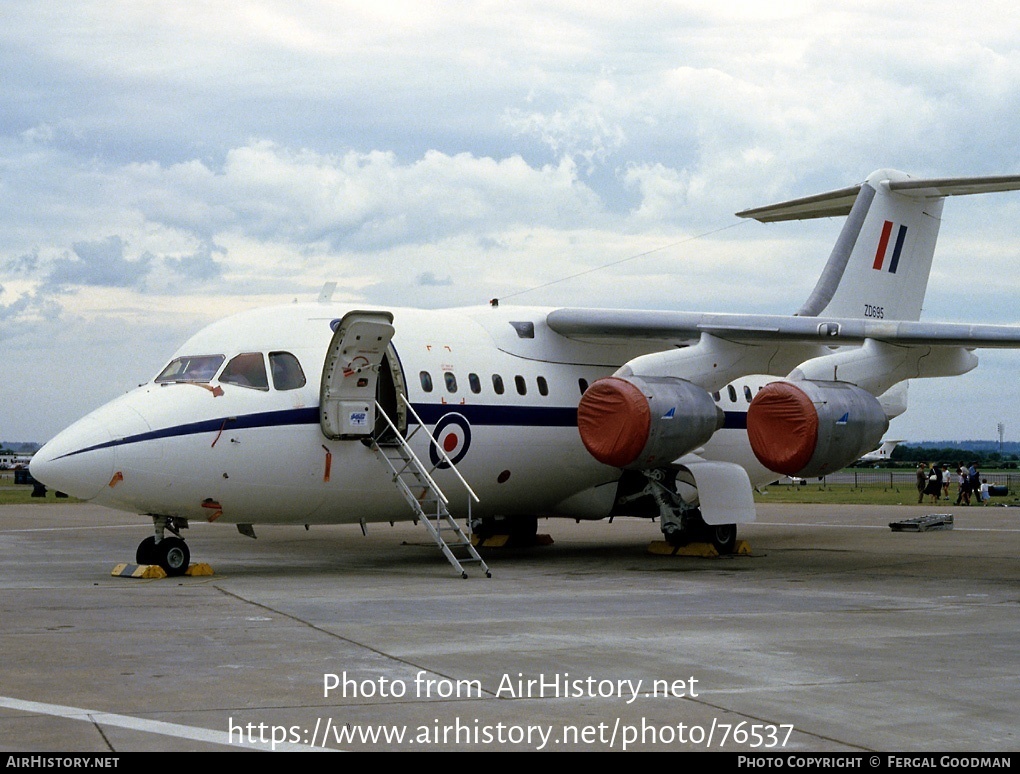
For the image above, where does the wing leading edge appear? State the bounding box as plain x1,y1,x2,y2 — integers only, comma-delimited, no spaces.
545,308,1020,349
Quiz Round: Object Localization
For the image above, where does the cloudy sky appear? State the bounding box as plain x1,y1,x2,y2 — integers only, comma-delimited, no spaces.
3,0,1020,445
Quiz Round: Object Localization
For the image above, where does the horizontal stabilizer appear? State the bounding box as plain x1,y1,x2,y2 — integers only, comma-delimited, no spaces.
736,185,861,222
738,173,1020,223
889,174,1020,198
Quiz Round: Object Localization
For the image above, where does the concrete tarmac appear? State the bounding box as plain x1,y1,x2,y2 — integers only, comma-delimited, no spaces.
0,501,1017,752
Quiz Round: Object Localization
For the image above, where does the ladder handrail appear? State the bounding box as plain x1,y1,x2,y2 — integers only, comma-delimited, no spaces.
374,401,449,505
397,394,481,503
369,401,491,578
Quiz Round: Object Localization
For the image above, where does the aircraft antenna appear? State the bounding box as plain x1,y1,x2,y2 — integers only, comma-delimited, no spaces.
496,220,746,302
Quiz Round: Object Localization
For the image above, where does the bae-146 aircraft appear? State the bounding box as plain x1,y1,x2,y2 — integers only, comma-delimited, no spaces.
859,439,905,463
30,168,1020,576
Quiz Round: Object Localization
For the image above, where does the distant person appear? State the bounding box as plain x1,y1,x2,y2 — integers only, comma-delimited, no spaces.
941,465,951,500
968,462,981,505
916,462,928,504
980,478,990,505
955,464,970,506
925,463,943,505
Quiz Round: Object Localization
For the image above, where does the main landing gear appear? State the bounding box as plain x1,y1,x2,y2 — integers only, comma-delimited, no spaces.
643,469,738,554
660,507,737,554
136,515,191,576
470,515,540,545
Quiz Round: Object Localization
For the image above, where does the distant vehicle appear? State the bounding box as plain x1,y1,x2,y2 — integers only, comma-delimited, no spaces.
0,454,33,470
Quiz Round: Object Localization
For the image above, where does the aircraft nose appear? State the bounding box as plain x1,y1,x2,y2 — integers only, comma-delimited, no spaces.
31,414,116,500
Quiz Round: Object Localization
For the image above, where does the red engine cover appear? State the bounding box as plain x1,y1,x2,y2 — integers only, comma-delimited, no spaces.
576,377,651,468
746,381,819,475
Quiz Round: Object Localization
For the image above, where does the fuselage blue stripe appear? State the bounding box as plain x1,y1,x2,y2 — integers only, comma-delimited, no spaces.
410,403,577,426
55,403,750,458
55,407,321,460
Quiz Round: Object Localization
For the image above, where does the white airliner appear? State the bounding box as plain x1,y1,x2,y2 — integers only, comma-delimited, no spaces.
859,439,905,463
30,168,1020,576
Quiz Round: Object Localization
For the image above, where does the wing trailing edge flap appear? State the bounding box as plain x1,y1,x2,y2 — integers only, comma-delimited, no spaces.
676,456,756,525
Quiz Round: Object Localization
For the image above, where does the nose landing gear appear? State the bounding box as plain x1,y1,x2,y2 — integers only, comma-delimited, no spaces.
136,516,191,576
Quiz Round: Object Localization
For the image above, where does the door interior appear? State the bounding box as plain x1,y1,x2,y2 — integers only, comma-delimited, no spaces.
320,310,396,440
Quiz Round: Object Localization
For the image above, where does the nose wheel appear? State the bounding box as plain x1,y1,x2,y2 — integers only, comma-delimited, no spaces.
136,536,157,564
137,516,192,576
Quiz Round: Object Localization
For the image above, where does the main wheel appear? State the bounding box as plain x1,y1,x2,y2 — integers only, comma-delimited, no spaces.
706,523,737,554
136,536,158,565
509,515,538,544
155,537,190,576
470,517,494,539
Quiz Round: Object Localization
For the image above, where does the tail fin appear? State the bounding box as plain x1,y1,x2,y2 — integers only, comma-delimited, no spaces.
861,438,904,461
738,170,1020,322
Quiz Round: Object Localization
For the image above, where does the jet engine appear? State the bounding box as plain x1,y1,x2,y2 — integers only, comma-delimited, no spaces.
746,380,888,478
577,375,723,469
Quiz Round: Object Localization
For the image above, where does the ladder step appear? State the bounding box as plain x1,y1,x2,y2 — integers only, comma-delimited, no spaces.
371,402,490,578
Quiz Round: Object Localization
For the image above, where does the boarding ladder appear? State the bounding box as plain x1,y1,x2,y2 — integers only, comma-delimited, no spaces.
370,395,490,579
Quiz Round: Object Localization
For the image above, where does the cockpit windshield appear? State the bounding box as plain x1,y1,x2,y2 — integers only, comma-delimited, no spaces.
219,352,269,391
155,355,225,384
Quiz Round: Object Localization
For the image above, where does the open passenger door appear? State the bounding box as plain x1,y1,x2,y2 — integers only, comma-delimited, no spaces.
320,311,396,440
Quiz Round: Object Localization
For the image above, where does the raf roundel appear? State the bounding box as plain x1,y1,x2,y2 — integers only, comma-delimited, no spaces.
429,413,472,469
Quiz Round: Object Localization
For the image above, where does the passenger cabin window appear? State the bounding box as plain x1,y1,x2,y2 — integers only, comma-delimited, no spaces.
269,352,306,391
712,391,721,401
468,373,481,394
515,375,527,395
727,385,737,403
537,376,549,396
492,374,505,395
579,378,589,395
155,355,224,384
220,353,269,391
420,371,433,392
744,385,753,403
444,372,458,393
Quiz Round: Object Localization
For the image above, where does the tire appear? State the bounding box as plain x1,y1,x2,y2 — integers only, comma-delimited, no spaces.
136,536,157,565
509,516,538,543
706,523,737,554
156,537,190,576
470,517,493,539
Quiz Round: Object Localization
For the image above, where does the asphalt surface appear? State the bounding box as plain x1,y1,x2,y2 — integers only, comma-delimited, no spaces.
0,501,1017,752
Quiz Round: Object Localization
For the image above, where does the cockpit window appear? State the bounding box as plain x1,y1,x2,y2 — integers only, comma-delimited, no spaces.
269,352,306,391
219,352,269,391
155,355,225,384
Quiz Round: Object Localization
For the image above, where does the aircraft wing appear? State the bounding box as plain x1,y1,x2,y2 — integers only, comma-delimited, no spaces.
545,308,1020,348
